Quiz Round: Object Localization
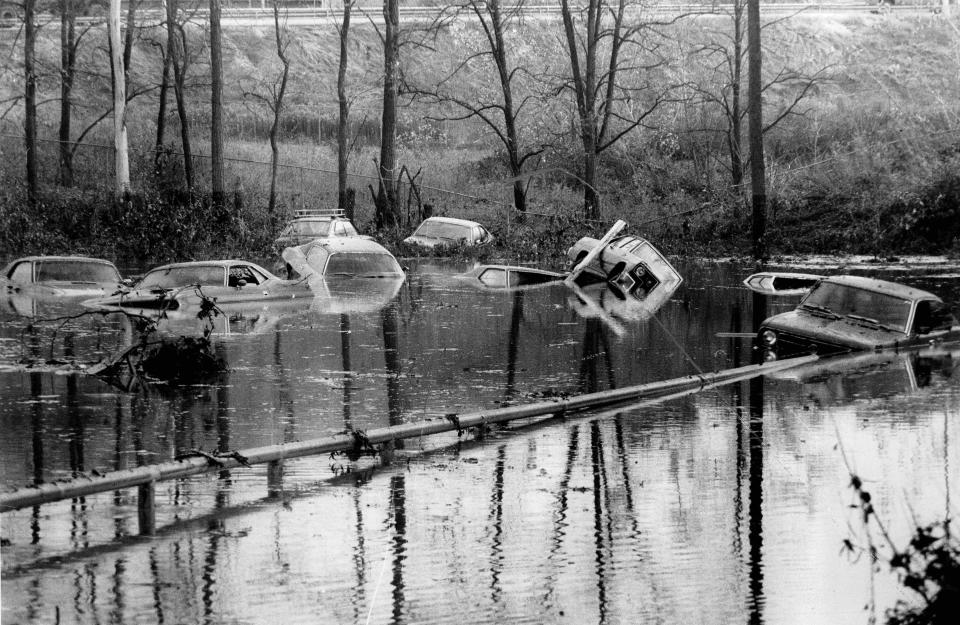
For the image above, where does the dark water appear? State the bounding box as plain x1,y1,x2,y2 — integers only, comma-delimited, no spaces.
1,260,958,624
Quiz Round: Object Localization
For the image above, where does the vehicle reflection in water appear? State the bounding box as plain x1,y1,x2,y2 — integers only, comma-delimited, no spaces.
0,290,133,366
1,261,958,625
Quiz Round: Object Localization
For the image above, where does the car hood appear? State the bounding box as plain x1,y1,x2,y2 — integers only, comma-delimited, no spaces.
762,309,908,351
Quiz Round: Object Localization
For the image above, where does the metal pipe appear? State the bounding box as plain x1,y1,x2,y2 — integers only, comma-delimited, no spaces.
0,355,816,512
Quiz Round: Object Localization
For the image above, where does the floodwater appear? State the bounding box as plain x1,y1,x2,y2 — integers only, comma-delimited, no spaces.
1,259,959,625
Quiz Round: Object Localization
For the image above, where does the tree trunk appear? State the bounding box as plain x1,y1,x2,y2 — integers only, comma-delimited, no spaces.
489,0,526,218
583,147,599,219
560,0,602,221
58,1,76,187
268,0,290,215
155,15,171,168
337,1,352,213
166,0,193,191
747,0,766,260
24,0,38,206
729,0,744,188
376,0,399,229
109,0,130,197
209,0,225,208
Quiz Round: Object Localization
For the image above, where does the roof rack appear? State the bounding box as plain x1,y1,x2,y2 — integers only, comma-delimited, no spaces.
293,208,346,218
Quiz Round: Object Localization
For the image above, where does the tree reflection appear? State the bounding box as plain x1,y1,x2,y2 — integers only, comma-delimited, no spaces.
579,318,616,394
389,474,407,622
748,289,767,625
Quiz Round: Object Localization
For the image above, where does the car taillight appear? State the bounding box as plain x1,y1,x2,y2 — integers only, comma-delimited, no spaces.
760,329,777,346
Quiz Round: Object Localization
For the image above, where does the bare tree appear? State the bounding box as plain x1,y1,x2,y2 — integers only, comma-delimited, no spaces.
558,0,679,220
695,0,826,189
375,0,400,229
267,0,290,215
209,0,225,207
748,0,765,260
24,0,38,205
240,1,290,214
108,0,129,196
58,0,78,186
407,0,543,217
165,0,194,190
155,0,172,166
336,0,354,215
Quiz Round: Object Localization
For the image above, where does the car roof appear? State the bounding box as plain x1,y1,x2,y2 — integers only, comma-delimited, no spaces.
303,238,393,254
289,216,350,222
145,260,266,272
2,255,118,276
8,255,116,265
821,275,941,302
421,216,482,228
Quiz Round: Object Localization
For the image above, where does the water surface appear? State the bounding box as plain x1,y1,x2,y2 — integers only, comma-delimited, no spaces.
1,260,958,624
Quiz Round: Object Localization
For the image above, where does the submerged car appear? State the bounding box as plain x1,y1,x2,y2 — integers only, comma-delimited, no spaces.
402,216,493,251
274,209,361,249
459,264,567,291
743,271,823,296
757,275,960,359
2,255,125,298
282,237,405,281
83,260,311,310
566,234,683,298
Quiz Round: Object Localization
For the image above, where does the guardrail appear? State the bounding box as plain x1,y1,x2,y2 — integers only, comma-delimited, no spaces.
0,354,816,536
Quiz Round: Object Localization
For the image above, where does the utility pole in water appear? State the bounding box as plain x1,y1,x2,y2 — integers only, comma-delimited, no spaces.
747,0,765,261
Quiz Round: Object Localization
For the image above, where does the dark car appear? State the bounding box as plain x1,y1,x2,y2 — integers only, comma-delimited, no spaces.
402,217,493,251
273,209,361,249
757,275,959,359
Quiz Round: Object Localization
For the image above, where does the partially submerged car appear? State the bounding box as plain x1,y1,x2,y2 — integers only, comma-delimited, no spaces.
566,234,682,298
743,271,823,296
402,216,493,251
282,237,405,282
459,264,567,291
2,255,125,298
274,209,361,249
83,260,311,311
757,275,960,359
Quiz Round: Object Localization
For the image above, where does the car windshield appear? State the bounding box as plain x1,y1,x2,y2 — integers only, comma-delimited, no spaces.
802,282,912,332
287,220,333,237
414,221,472,240
326,253,402,276
137,266,226,289
35,260,120,283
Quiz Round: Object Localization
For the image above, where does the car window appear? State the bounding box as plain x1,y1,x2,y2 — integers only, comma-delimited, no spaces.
803,282,912,332
912,300,956,334
138,266,226,289
35,260,120,283
295,220,332,237
414,220,471,240
478,268,507,287
342,221,358,236
228,265,263,287
326,253,402,276
9,262,33,284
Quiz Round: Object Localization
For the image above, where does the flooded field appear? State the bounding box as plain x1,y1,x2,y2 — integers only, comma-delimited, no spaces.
1,260,959,624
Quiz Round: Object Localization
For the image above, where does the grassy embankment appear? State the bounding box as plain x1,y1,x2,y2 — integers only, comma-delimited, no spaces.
1,11,959,266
